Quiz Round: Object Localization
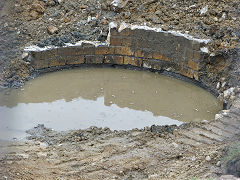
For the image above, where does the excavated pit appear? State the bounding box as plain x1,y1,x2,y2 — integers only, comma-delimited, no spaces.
0,67,221,140
1,22,240,179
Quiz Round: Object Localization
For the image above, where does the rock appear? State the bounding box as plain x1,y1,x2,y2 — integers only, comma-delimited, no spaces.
200,5,208,15
100,19,107,25
64,17,71,23
206,155,211,161
3,23,8,27
22,52,29,60
47,25,58,34
191,156,196,161
29,11,39,19
224,87,235,99
201,120,209,124
122,11,131,19
216,161,221,167
57,0,64,4
172,142,179,148
32,3,45,14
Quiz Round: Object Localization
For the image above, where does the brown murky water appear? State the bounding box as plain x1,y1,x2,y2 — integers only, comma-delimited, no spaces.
0,67,221,140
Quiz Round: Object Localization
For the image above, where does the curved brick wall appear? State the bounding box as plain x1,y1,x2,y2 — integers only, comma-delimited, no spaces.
26,22,211,82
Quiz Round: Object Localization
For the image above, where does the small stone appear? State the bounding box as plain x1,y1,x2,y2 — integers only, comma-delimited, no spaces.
64,17,71,23
124,11,131,19
216,161,221,167
200,5,208,15
213,17,218,22
206,155,211,161
29,11,39,19
4,22,8,27
101,19,107,25
32,3,45,14
47,25,58,34
57,0,64,4
172,142,179,148
192,156,196,161
201,120,209,124
22,52,29,60
224,87,235,99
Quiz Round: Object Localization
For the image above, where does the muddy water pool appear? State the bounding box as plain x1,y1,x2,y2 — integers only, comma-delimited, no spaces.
0,67,221,140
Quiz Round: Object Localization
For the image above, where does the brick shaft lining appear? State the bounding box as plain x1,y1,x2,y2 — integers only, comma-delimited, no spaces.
29,26,207,82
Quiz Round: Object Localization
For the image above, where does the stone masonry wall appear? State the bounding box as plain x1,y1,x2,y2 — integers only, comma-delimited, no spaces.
27,22,210,82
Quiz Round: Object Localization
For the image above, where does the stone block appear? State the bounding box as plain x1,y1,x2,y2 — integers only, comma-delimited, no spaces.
187,60,199,71
193,50,201,60
192,40,201,50
31,51,44,61
110,36,123,46
153,52,170,61
110,28,119,36
75,46,95,55
143,60,162,70
143,59,177,71
44,49,57,59
104,55,124,64
135,49,144,58
184,48,193,60
115,46,134,56
57,47,75,57
124,56,142,67
66,55,85,65
180,67,194,79
86,55,104,64
121,37,132,46
119,28,131,36
32,59,49,69
49,56,66,67
95,46,114,55
143,50,153,59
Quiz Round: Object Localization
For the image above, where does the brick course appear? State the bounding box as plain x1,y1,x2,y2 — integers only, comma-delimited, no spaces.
29,24,206,81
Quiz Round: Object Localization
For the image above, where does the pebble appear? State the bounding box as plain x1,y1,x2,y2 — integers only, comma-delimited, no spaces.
191,156,196,161
200,5,208,15
47,25,58,34
172,142,179,148
205,155,211,161
22,52,29,60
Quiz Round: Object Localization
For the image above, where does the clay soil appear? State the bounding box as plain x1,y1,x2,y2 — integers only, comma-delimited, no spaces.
0,125,234,180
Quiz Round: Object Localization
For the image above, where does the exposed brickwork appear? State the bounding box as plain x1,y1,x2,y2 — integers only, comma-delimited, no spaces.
115,46,134,56
29,25,206,81
187,60,199,71
95,46,114,55
66,55,85,65
124,56,142,67
104,55,124,64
